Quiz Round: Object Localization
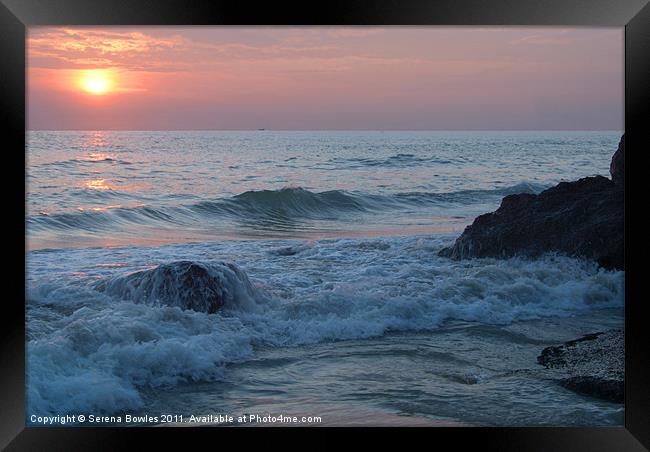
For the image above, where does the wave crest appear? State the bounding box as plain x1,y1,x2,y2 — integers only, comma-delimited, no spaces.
27,184,549,234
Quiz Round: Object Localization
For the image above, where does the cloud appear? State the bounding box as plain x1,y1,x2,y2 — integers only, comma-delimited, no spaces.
28,28,352,72
29,28,183,57
509,30,580,46
28,28,188,71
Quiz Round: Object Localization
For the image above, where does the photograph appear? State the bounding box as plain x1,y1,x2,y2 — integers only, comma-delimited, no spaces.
25,26,625,427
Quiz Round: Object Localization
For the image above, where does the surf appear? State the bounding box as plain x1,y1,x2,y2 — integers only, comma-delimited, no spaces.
27,183,548,235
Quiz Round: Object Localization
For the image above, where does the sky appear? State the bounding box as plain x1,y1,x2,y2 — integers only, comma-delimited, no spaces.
27,27,623,130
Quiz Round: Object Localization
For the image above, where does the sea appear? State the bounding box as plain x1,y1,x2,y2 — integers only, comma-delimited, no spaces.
26,130,625,426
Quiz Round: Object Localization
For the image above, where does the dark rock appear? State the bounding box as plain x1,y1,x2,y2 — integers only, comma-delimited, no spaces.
95,260,258,313
439,136,624,269
610,134,625,185
537,330,623,403
439,173,624,270
559,376,623,404
538,332,604,368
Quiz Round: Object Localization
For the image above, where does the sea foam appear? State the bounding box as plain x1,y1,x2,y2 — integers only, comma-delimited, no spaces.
26,235,624,416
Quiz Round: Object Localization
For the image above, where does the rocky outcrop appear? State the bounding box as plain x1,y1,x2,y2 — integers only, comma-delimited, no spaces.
439,135,624,270
610,134,625,185
537,330,623,403
94,261,258,313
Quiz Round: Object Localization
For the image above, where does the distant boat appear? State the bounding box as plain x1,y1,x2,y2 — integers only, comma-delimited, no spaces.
257,128,266,131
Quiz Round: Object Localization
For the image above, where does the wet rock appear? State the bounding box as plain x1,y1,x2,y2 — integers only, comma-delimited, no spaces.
610,134,625,185
439,135,624,270
558,376,623,404
95,260,258,313
537,330,623,403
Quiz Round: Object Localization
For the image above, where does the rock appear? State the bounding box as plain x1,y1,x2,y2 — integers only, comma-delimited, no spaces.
537,330,623,403
558,376,623,404
439,135,625,269
94,260,258,313
439,175,624,269
610,134,625,185
439,136,625,269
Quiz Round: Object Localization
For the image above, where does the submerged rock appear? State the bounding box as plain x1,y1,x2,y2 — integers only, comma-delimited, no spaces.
439,135,624,270
95,260,258,313
537,330,623,403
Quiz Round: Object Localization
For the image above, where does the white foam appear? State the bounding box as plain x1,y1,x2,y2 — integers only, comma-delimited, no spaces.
26,235,624,415
27,301,255,414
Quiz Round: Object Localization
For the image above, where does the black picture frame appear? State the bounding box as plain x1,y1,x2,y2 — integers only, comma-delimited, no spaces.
1,0,648,449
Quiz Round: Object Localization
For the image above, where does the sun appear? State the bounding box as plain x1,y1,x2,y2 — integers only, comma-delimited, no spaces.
78,70,114,95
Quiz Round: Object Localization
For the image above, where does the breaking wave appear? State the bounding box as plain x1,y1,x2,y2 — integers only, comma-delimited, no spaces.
27,183,547,234
26,236,623,416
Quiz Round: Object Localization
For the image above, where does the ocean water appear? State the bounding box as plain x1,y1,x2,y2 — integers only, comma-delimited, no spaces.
26,130,625,426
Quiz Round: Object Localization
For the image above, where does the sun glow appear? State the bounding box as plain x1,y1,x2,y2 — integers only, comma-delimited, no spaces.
79,70,113,95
